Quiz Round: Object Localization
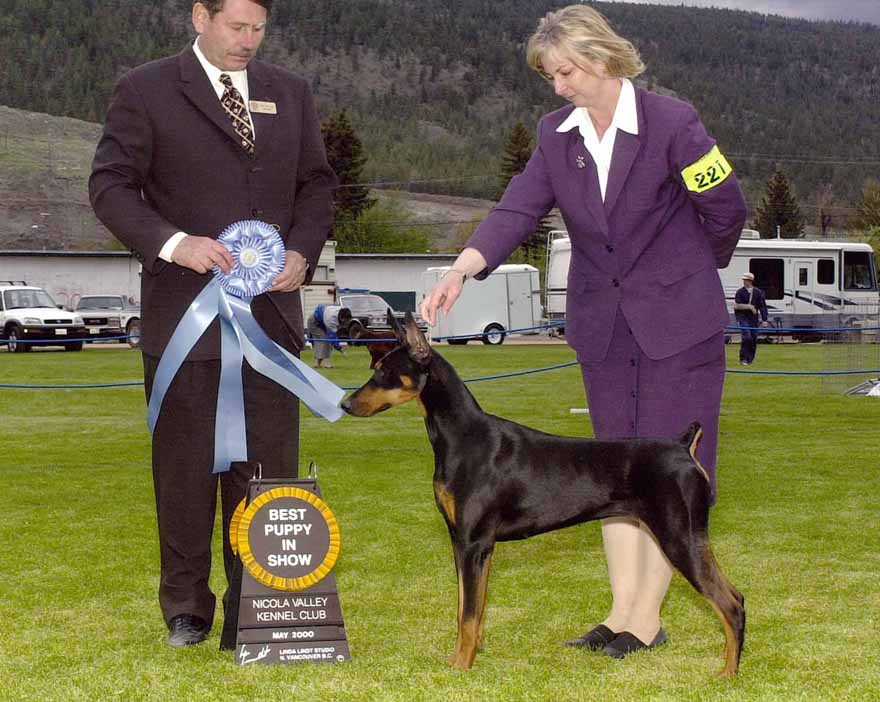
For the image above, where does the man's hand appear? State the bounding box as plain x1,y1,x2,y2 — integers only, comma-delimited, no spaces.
171,235,234,274
270,250,309,292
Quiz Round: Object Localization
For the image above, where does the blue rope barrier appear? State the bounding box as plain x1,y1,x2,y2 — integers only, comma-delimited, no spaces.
0,334,137,346
727,324,880,333
3,319,878,389
0,381,145,389
3,320,874,347
4,361,880,391
309,320,567,344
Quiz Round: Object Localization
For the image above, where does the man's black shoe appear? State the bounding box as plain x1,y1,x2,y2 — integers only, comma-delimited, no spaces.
167,614,209,648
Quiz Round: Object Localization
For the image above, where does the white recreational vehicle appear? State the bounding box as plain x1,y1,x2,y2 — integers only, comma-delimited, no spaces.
545,230,879,333
422,264,542,344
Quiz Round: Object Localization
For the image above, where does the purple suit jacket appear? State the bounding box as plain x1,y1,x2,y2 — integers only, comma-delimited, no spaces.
468,87,748,362
90,47,337,360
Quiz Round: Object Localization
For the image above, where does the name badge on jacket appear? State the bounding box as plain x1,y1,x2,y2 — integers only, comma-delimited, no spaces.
249,100,277,115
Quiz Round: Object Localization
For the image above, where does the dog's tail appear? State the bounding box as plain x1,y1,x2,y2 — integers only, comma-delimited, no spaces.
678,422,709,482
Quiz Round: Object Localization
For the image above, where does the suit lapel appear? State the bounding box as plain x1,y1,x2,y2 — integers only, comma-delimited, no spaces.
604,131,641,217
246,61,277,157
178,47,252,157
564,131,609,235
604,87,645,216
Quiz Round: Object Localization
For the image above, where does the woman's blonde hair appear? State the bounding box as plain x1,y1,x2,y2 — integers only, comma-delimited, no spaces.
526,5,645,80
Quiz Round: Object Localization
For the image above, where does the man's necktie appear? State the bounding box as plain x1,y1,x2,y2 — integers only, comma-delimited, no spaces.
219,73,255,156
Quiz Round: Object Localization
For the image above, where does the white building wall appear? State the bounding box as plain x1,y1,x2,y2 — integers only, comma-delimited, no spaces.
0,252,140,310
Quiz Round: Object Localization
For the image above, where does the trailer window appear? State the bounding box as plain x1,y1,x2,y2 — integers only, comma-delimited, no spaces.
798,267,808,286
749,258,784,299
817,259,835,285
843,252,876,290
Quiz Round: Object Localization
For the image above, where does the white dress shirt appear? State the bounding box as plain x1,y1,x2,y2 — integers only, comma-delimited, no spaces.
556,78,638,202
159,38,256,262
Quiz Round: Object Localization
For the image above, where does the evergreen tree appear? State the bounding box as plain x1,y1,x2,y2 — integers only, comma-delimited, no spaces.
496,121,533,199
854,179,880,230
497,121,551,266
754,169,805,239
321,109,376,228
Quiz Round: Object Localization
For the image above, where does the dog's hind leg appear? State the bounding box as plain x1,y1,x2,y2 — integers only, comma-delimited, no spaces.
645,506,745,678
449,540,495,670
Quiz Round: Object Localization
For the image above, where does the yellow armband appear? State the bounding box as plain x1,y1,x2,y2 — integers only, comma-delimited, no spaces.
681,145,733,193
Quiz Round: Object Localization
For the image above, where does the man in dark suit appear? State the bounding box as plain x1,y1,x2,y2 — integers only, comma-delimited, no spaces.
734,272,769,365
89,0,337,647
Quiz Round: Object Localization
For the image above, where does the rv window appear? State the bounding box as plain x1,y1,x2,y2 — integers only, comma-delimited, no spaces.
749,258,784,299
817,259,835,285
843,251,876,290
798,268,808,286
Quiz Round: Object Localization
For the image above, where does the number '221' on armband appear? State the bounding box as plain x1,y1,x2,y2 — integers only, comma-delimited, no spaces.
681,145,733,193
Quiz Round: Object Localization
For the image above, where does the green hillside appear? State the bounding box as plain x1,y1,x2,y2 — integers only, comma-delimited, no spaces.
1,0,879,247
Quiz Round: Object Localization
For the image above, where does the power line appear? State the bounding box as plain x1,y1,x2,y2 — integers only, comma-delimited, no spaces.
336,174,495,188
729,152,880,166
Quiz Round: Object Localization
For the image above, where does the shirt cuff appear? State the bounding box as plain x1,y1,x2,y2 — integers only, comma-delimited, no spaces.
158,232,188,262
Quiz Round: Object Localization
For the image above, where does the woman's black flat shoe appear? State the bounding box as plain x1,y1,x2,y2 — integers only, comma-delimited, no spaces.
564,624,618,650
603,628,667,659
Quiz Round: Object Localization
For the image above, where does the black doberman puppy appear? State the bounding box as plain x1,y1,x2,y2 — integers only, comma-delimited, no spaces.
342,312,745,677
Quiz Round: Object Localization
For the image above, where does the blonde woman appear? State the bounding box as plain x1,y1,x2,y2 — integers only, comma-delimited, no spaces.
422,5,746,658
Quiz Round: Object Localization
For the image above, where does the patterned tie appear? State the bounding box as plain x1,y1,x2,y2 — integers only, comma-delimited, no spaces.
219,73,255,156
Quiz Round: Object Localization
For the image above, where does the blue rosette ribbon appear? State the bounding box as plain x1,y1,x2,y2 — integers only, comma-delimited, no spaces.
146,220,345,474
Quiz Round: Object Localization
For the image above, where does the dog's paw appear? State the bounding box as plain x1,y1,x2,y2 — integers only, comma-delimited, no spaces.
447,653,473,671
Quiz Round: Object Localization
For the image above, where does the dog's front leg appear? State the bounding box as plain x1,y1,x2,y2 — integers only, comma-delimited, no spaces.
449,540,495,670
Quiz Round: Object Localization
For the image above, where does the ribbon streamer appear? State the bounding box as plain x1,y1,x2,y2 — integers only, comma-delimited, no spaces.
147,221,345,473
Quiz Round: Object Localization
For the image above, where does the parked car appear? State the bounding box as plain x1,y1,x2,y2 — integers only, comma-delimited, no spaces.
0,281,87,352
337,291,427,336
73,294,141,347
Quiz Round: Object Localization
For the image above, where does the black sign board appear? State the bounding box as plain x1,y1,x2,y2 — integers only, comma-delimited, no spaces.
230,478,350,665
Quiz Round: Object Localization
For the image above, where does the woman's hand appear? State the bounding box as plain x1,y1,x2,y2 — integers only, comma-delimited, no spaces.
420,269,466,326
419,248,488,326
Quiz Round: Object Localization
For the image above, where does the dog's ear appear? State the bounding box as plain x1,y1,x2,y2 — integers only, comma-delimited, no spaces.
404,311,431,364
387,310,406,343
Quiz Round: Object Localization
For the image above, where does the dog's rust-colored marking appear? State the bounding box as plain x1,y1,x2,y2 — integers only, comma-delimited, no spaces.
450,553,493,671
346,383,420,416
687,425,710,483
700,545,744,678
434,483,456,527
475,554,493,650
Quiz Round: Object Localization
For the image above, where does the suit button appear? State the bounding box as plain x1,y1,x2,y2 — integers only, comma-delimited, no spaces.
252,208,261,216
606,244,614,253
612,278,620,287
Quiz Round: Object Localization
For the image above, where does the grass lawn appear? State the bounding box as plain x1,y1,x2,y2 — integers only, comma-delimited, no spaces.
1,341,878,701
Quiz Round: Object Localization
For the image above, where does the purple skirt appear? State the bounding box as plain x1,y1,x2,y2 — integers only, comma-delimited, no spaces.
578,311,726,502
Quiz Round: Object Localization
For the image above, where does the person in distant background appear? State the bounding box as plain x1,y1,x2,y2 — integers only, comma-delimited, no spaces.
421,5,747,661
734,272,769,365
307,305,352,368
89,0,336,648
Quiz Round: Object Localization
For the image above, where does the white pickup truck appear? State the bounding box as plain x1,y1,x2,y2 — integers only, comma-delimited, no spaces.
74,294,141,347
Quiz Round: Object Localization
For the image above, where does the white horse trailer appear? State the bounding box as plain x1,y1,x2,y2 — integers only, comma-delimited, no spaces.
422,264,542,345
544,230,879,334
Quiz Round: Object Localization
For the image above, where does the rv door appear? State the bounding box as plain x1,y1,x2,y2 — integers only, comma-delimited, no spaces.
794,259,831,316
